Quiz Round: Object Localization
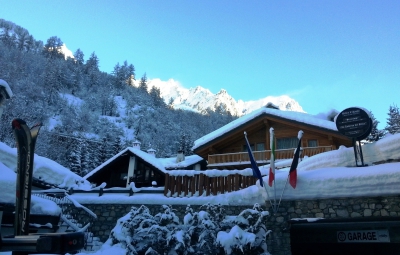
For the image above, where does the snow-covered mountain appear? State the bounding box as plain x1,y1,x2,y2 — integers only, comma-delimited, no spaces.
136,78,304,116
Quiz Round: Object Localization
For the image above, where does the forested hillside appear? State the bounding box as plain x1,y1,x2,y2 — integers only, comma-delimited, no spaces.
0,19,236,176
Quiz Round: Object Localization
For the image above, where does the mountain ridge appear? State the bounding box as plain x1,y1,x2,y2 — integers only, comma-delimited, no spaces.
134,78,305,116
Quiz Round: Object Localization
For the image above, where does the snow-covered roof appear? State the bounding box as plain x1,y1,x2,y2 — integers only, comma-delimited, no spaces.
0,142,92,196
84,147,167,180
158,155,204,169
85,148,205,180
192,106,340,150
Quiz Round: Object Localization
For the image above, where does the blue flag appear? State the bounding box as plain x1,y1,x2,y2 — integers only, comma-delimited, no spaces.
244,132,264,187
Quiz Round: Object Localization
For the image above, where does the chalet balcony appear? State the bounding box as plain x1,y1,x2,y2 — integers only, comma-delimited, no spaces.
207,146,333,169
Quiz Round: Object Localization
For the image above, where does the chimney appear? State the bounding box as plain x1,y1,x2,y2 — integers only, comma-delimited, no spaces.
132,139,141,149
147,148,156,157
176,150,185,163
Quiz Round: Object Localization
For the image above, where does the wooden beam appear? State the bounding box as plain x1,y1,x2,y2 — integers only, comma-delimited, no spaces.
264,118,270,150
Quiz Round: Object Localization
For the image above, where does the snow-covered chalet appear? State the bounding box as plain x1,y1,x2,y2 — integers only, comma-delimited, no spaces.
192,104,353,170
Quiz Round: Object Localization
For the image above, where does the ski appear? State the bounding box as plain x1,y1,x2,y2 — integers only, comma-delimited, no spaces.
11,119,42,236
12,118,31,236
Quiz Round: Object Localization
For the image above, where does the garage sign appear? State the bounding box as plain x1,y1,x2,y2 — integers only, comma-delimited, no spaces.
337,230,390,243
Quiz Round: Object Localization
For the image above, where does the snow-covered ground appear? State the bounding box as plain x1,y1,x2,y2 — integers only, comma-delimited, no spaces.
0,133,399,255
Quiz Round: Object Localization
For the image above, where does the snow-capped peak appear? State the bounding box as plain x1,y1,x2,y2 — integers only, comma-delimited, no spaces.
145,78,304,116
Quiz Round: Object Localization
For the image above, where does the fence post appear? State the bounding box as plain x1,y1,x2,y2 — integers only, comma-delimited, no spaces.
170,175,176,197
227,175,232,192
190,176,196,196
212,177,218,195
234,174,240,191
205,176,211,196
176,176,182,197
199,174,204,196
164,173,170,196
219,176,225,194
182,176,188,197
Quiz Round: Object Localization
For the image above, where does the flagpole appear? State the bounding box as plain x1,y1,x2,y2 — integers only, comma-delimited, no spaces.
277,130,304,211
263,182,275,212
244,132,275,211
277,175,289,211
262,165,276,212
270,127,277,214
273,178,277,213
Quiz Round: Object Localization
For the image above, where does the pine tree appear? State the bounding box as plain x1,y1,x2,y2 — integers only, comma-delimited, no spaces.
112,136,123,155
366,111,385,142
73,48,85,65
112,62,124,89
80,139,90,176
139,73,148,92
127,64,135,86
43,36,64,59
68,139,82,176
385,104,400,134
149,86,164,107
85,52,99,73
89,142,102,171
98,137,111,164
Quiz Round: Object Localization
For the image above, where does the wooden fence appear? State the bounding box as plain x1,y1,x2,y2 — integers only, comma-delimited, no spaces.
163,173,258,197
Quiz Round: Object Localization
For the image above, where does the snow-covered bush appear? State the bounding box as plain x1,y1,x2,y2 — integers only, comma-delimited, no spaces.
103,203,270,255
216,203,271,254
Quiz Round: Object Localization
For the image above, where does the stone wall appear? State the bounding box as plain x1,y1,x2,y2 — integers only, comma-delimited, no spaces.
80,195,400,255
3,195,399,254
264,195,400,255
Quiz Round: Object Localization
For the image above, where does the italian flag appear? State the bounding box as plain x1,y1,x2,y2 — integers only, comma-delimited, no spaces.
268,127,275,187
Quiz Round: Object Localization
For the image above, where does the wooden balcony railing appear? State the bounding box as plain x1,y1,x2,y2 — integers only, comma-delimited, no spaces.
207,146,333,165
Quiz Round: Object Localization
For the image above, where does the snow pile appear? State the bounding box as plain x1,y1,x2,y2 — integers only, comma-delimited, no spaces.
0,141,92,193
259,133,400,201
0,161,61,215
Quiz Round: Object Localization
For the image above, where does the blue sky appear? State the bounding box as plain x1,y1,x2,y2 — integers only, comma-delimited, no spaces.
1,0,399,129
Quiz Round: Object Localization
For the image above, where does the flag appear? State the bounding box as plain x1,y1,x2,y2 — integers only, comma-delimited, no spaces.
289,130,304,189
244,132,263,187
268,127,275,187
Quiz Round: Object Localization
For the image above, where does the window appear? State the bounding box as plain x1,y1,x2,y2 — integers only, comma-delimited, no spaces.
243,144,255,152
120,173,127,180
277,137,298,150
308,139,318,147
243,143,265,151
256,143,265,151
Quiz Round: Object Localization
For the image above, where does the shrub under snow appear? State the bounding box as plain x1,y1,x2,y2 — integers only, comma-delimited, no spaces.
102,203,271,255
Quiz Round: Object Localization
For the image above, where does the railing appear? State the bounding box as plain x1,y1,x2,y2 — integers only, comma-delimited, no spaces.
208,146,333,165
164,172,257,197
68,186,165,197
32,190,98,251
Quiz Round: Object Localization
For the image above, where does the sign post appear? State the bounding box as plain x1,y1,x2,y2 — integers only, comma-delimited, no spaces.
335,107,372,167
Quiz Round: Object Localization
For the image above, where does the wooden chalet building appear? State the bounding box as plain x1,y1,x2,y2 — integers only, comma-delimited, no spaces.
192,105,353,170
84,141,207,189
84,141,166,188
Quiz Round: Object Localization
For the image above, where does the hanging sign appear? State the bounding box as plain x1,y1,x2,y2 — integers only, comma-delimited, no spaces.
335,107,372,139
